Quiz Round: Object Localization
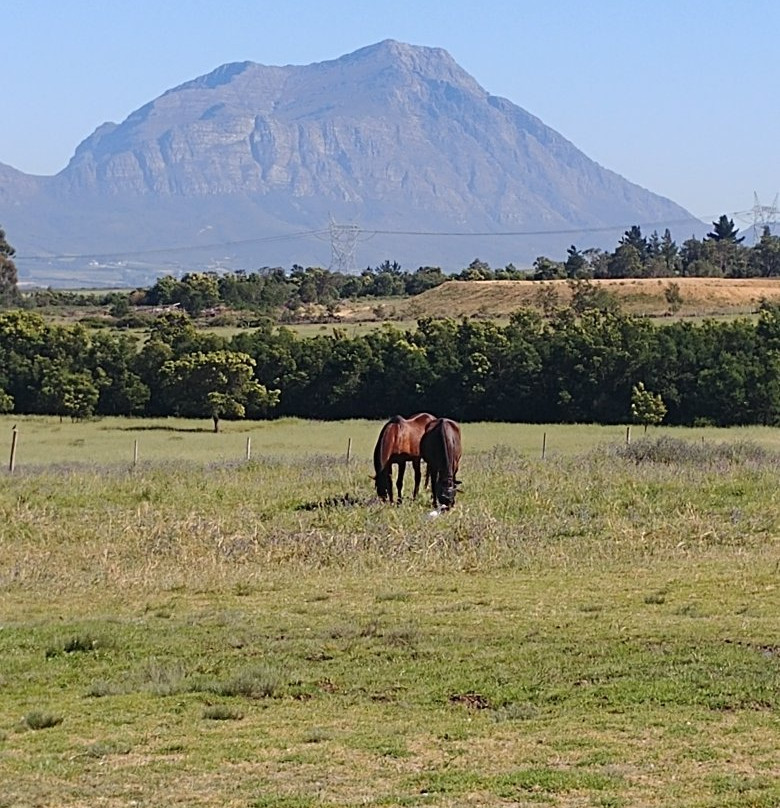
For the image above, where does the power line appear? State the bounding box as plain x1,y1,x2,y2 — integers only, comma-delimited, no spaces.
14,213,728,265
16,228,329,262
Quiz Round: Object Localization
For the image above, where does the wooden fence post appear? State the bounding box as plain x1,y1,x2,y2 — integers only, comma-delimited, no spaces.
9,425,18,473
346,437,352,463
541,431,547,460
246,436,252,461
626,425,631,445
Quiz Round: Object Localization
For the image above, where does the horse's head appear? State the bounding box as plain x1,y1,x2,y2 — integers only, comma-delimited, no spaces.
374,472,391,501
436,476,457,509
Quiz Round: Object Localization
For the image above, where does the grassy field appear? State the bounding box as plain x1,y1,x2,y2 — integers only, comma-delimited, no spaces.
2,417,780,807
400,278,780,320
7,414,780,468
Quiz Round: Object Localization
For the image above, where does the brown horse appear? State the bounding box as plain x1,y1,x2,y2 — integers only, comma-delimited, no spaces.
373,412,436,503
420,417,462,510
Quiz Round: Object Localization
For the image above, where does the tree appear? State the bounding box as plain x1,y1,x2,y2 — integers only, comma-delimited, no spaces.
679,236,720,277
705,215,748,276
160,350,279,432
706,215,744,243
620,225,649,258
631,382,667,432
567,279,620,315
749,227,780,277
0,226,19,307
457,258,493,280
660,229,679,274
564,245,589,279
532,256,564,280
607,243,643,278
177,272,220,315
39,365,100,421
664,282,683,315
405,266,447,295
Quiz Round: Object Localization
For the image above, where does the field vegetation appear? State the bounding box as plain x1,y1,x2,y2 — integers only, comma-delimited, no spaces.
2,416,780,806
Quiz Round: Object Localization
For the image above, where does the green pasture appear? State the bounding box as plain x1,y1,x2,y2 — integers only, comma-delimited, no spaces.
2,417,780,806
6,414,780,469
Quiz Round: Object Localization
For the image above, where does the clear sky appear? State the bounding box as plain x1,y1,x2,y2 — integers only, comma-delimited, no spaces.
5,0,779,226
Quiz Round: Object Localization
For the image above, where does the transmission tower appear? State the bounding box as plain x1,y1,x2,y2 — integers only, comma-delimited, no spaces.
328,218,360,273
749,192,779,239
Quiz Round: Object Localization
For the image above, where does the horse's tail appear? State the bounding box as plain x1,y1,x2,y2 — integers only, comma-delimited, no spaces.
373,420,397,498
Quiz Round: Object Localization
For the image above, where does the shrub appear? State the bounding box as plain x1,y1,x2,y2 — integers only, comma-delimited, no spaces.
22,711,63,730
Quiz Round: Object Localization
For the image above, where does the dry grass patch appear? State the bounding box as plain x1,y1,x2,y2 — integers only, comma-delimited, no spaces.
403,277,780,319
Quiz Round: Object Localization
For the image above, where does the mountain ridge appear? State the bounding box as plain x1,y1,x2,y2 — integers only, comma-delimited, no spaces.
0,40,702,286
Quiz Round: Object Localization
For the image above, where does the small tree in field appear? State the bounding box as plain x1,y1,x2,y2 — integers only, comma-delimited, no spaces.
664,282,683,315
160,350,279,432
631,382,667,432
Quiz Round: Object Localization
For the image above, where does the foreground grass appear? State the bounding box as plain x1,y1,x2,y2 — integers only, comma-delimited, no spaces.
1,428,780,806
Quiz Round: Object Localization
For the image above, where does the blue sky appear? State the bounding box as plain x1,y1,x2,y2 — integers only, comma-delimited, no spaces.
5,0,779,226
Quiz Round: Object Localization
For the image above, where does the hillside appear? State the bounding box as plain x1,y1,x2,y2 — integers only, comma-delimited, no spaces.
1,40,701,286
388,277,780,321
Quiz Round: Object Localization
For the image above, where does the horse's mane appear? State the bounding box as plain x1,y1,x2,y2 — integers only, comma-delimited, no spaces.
441,420,453,480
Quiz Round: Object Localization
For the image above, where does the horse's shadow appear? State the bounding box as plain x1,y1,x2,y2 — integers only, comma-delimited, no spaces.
295,492,366,511
113,425,211,434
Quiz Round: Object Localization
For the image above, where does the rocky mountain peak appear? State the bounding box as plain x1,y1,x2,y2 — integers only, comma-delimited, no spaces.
1,41,701,284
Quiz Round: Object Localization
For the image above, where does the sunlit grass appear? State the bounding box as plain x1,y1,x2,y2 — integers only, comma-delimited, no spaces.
6,414,780,469
2,427,780,806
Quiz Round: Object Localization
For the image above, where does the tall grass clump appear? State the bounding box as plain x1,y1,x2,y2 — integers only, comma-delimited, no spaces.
611,435,779,467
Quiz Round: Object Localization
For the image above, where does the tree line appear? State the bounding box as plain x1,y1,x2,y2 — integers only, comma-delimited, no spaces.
8,217,780,319
3,302,780,429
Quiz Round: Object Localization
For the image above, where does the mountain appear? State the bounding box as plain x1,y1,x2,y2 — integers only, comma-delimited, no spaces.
1,40,702,287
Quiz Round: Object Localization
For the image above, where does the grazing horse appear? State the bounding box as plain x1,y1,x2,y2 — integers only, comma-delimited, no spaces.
373,412,436,503
420,417,462,510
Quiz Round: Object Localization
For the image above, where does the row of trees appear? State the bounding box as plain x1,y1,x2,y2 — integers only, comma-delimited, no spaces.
136,218,780,315
8,218,780,319
4,303,780,428
532,218,780,281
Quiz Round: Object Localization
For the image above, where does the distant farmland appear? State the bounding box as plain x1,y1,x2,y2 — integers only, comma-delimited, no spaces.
382,277,780,322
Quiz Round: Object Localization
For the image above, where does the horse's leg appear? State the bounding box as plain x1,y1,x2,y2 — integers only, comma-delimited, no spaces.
396,462,405,504
429,468,439,507
412,459,421,500
387,465,394,503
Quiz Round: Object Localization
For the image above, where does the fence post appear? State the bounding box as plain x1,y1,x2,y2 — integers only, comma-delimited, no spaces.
133,439,139,467
541,431,547,460
346,437,352,463
626,425,631,445
9,425,18,473
246,436,252,461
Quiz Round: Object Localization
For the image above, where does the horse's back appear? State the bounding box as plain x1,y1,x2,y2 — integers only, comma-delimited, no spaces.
380,413,435,463
421,417,461,468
